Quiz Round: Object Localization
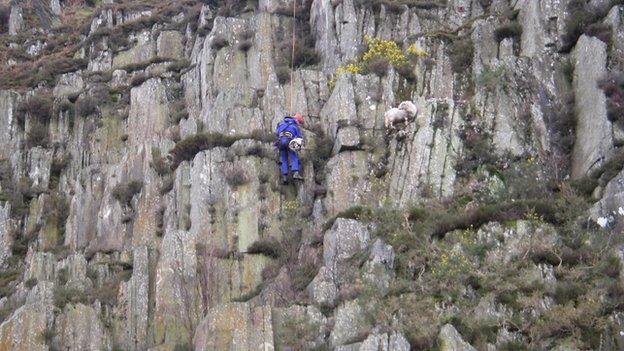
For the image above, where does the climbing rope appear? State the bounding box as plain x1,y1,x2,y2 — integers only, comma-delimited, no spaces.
289,0,297,114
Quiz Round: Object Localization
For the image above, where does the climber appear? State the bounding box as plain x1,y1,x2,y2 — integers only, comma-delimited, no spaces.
276,113,305,184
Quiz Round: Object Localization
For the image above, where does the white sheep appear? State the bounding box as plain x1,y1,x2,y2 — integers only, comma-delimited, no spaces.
384,101,418,130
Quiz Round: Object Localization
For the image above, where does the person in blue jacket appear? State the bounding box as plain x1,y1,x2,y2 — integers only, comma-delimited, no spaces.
276,113,305,184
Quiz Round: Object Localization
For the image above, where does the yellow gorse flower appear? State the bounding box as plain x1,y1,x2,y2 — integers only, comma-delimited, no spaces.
329,36,425,90
407,43,429,57
362,35,409,67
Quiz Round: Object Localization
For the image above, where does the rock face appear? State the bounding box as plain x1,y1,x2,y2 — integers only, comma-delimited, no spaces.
571,35,612,178
0,0,622,349
193,303,273,350
438,324,476,351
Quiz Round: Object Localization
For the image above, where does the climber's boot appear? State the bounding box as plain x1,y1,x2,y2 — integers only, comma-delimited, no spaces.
292,171,304,181
281,174,289,185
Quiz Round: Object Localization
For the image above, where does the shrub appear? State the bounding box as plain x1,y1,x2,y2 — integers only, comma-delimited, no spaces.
160,175,175,194
225,166,250,188
75,95,98,117
247,238,281,258
449,37,474,73
430,199,563,238
169,133,242,168
25,278,38,288
150,148,171,176
170,100,189,124
494,22,522,42
288,42,320,68
237,39,253,52
553,281,586,304
598,71,624,123
89,281,120,306
17,94,54,124
276,65,291,84
26,122,49,148
41,327,56,344
168,59,192,72
130,73,150,87
559,0,618,51
476,65,506,92
0,4,9,33
112,180,143,206
291,262,319,291
396,65,417,83
365,55,390,76
53,286,88,309
211,36,229,50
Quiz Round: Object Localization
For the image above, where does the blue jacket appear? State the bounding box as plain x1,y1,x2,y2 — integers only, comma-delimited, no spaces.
276,117,303,148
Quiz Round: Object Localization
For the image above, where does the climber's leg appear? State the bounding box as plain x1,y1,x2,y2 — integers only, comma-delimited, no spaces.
280,148,289,176
290,150,303,181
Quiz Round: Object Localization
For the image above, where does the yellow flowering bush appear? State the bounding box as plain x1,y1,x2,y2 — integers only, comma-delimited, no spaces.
431,249,473,281
362,35,409,67
407,43,429,57
329,36,426,90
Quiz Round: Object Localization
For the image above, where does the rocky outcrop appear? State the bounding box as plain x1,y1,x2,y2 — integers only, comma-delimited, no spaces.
571,35,612,178
193,303,273,350
438,324,476,351
54,304,112,351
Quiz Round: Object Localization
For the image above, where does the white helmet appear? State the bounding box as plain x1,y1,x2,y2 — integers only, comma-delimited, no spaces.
288,138,303,152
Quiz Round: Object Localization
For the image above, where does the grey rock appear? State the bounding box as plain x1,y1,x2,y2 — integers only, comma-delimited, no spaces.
8,5,23,35
325,151,370,216
0,304,50,350
53,73,85,98
320,74,357,138
25,251,56,282
388,98,463,205
330,300,371,347
154,230,201,345
333,126,360,154
113,30,156,69
55,304,112,351
439,324,476,351
273,305,327,350
310,0,341,74
0,203,13,268
359,331,410,351
27,147,53,189
323,218,370,269
193,303,274,351
363,239,395,292
119,246,150,351
571,35,612,178
308,265,338,306
157,31,184,60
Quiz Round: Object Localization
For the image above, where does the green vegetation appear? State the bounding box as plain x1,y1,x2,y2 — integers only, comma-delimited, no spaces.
599,71,624,123
247,238,281,258
112,180,143,206
560,0,623,52
169,131,272,169
53,286,88,309
494,22,522,42
224,166,250,188
448,37,474,73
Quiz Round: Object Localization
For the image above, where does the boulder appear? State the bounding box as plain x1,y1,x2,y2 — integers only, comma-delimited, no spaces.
439,324,476,351
571,35,612,178
330,300,372,347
